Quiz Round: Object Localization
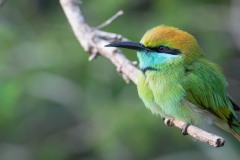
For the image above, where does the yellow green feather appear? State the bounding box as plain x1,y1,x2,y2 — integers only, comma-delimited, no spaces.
137,25,240,141
106,25,240,141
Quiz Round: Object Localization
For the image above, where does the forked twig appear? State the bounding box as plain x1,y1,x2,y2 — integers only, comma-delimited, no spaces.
96,10,124,29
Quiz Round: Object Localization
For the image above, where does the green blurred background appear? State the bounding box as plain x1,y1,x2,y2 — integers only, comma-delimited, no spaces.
0,0,240,160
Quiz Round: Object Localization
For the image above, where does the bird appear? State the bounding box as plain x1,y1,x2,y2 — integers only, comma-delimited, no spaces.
105,25,240,141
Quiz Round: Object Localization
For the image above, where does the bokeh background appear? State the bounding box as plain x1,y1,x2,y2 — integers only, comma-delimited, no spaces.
0,0,240,160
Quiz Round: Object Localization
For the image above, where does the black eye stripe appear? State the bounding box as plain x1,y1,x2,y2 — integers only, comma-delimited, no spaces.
147,45,181,55
158,46,166,51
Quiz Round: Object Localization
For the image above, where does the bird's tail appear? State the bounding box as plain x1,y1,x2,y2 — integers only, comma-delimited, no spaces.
231,126,240,142
214,119,240,142
228,98,240,140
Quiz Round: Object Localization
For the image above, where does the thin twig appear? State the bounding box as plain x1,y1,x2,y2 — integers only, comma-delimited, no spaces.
96,10,124,29
59,0,225,147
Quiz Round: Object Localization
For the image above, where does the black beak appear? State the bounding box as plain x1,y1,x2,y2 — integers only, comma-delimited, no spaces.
105,41,149,51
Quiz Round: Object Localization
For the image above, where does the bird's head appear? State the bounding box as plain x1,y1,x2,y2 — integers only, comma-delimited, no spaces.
106,25,203,72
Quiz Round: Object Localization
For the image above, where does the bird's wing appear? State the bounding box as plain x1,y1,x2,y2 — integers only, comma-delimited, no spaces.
183,60,239,124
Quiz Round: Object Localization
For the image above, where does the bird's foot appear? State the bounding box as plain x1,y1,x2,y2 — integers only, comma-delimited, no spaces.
181,123,190,135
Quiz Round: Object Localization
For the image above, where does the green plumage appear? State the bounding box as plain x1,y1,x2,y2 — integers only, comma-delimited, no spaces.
137,56,238,124
106,25,240,141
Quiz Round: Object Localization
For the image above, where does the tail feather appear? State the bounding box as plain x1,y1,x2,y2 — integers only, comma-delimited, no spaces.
214,119,240,142
227,97,240,141
231,126,240,142
229,97,240,112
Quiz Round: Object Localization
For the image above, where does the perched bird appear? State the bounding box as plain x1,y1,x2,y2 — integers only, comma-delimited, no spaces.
106,25,240,141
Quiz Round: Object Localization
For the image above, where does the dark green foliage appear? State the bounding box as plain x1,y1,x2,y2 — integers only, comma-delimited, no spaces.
0,0,239,160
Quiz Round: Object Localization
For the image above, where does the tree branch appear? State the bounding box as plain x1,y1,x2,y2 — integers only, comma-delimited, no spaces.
59,0,225,147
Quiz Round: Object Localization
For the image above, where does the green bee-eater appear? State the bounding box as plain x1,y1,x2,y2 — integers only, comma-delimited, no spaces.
106,25,240,141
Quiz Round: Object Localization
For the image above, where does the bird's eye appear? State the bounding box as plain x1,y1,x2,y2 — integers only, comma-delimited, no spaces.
158,46,166,52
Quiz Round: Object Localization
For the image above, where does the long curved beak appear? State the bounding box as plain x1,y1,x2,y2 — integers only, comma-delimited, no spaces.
105,41,149,51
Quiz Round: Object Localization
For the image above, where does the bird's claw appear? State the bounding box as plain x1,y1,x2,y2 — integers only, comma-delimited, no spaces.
181,123,190,135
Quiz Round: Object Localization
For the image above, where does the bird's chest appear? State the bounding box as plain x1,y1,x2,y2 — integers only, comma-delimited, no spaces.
150,72,184,102
137,69,185,115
